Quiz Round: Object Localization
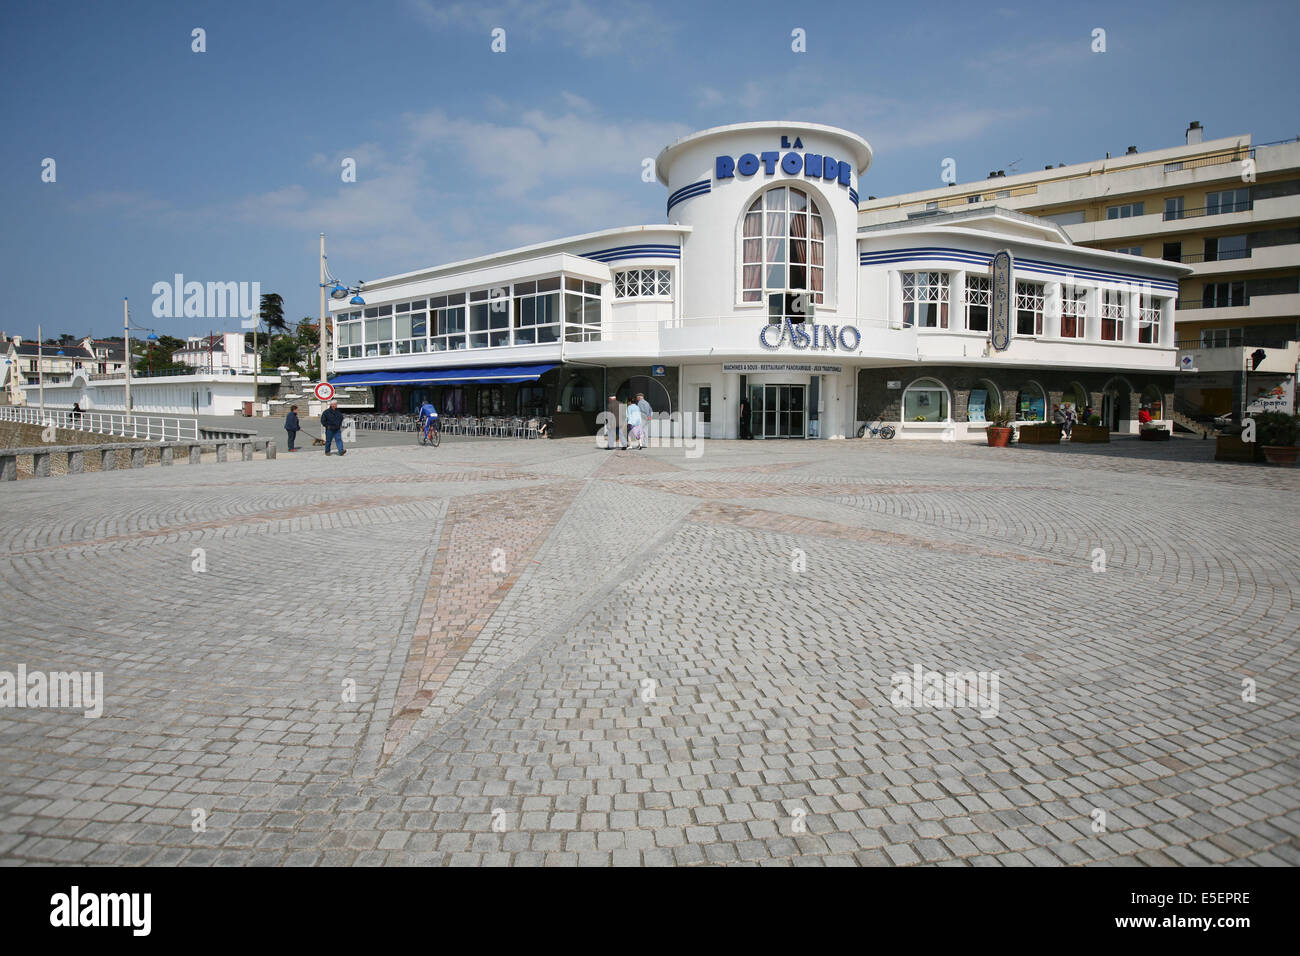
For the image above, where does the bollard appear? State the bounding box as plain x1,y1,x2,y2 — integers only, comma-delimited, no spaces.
216,444,228,463
0,455,16,481
33,452,51,478
241,442,253,462
265,441,277,460
189,444,202,465
130,447,146,469
161,446,174,466
101,448,118,471
69,450,85,474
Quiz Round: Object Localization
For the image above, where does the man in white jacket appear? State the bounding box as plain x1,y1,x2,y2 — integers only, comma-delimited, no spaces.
625,399,644,450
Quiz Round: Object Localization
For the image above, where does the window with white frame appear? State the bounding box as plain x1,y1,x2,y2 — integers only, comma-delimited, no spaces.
1100,288,1125,341
394,300,428,354
468,289,510,349
1206,187,1250,215
965,276,990,332
614,269,671,298
1059,286,1086,339
1106,201,1145,219
1136,295,1161,344
512,278,561,345
902,272,949,329
363,304,394,357
336,310,362,358
1015,281,1044,336
741,186,825,304
430,294,467,351
563,277,602,343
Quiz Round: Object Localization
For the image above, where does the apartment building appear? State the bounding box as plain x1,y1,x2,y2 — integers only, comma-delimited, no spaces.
858,124,1300,424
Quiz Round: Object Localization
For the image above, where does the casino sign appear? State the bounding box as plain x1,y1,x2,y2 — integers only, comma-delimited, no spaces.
759,316,861,351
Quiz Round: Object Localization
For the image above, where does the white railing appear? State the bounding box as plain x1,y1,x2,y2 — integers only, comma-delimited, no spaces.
0,405,200,442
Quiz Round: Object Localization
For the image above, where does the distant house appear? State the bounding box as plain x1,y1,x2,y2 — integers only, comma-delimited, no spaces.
3,335,96,403
89,338,127,375
172,333,255,373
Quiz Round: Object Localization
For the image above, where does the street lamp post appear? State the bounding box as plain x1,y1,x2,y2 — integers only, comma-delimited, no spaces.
123,298,131,424
318,234,364,392
37,322,43,416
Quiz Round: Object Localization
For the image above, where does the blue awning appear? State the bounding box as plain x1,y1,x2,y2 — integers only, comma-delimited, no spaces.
329,363,557,387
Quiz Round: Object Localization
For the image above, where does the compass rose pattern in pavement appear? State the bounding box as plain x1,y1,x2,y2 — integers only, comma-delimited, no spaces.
0,437,1297,866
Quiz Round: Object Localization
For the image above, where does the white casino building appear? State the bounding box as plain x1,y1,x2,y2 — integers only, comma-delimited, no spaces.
328,122,1190,439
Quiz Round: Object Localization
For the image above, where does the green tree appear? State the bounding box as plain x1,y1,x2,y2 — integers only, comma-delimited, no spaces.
295,318,321,377
267,335,301,370
134,334,188,374
260,293,287,334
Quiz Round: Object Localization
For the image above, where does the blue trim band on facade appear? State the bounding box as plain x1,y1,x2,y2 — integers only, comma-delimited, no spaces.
666,179,710,214
330,363,557,387
848,187,859,205
858,246,1181,293
582,243,682,263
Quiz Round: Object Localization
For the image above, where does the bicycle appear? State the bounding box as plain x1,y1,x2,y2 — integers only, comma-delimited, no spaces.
418,417,441,447
856,421,896,440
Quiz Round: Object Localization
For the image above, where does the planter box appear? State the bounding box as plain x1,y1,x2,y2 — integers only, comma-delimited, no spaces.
1017,423,1062,444
1070,425,1109,443
1139,427,1170,441
1262,445,1300,466
1214,435,1264,462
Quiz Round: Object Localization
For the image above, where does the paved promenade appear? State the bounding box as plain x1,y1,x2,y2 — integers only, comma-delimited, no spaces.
1,435,1297,866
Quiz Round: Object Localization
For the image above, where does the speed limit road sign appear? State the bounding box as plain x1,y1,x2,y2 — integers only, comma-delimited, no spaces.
314,382,335,402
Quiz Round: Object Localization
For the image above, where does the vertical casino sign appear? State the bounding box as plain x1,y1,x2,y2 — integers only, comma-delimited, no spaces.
989,250,1012,352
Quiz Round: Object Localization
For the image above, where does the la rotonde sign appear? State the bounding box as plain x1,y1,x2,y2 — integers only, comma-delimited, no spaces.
714,135,853,188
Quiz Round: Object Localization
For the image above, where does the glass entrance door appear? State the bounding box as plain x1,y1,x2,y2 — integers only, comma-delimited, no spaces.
750,384,806,438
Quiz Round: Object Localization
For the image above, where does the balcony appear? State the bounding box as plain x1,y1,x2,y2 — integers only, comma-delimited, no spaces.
1176,338,1299,375
1175,291,1300,322
1065,194,1300,243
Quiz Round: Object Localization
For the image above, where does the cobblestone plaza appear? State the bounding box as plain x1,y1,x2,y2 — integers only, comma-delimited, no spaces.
1,437,1296,866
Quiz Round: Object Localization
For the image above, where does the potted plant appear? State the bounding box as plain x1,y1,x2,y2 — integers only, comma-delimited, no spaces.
985,408,1013,447
1257,411,1300,466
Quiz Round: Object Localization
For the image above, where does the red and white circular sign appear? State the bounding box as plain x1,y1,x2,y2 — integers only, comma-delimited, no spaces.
314,382,335,402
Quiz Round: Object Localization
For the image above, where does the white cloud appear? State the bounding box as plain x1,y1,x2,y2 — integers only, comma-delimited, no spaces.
404,0,672,57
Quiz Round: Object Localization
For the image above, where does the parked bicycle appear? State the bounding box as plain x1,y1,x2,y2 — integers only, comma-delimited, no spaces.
856,420,896,440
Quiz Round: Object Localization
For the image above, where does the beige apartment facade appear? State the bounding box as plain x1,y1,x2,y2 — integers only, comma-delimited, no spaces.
858,124,1300,426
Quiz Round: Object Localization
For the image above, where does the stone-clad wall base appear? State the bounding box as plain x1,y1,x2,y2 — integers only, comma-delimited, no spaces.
857,365,1175,431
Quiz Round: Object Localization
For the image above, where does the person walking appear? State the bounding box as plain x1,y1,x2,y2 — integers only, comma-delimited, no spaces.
625,397,644,450
636,392,652,447
1061,403,1076,440
285,404,301,452
321,400,346,456
1051,403,1066,440
739,395,752,439
605,394,623,450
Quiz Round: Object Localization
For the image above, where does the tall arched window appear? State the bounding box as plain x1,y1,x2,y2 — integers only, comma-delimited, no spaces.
741,186,825,310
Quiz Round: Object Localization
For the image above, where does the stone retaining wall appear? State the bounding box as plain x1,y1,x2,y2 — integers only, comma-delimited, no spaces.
1,437,276,481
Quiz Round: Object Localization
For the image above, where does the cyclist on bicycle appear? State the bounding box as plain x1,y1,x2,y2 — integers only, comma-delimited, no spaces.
418,399,439,441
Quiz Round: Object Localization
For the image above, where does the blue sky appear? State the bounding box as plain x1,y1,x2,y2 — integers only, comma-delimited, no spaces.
2,0,1297,339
